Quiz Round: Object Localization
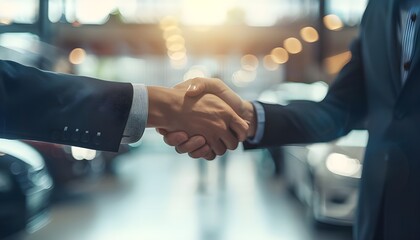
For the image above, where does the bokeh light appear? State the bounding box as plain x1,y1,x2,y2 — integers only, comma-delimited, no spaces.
168,51,187,61
270,47,289,64
160,16,178,30
170,57,188,69
284,38,302,54
183,65,208,81
263,55,279,71
232,69,256,87
163,26,182,40
323,14,344,31
300,27,319,43
166,35,185,46
241,54,259,71
167,43,186,53
69,48,86,65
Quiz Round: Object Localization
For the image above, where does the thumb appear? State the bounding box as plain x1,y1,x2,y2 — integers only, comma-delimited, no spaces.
229,113,249,142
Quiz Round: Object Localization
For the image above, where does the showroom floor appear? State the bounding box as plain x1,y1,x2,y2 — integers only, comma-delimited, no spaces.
22,129,352,240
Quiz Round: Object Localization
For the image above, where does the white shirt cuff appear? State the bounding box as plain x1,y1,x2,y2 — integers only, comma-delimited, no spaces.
121,84,148,144
246,101,265,144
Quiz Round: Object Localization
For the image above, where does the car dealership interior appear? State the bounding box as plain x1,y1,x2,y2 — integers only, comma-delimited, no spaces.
0,0,368,239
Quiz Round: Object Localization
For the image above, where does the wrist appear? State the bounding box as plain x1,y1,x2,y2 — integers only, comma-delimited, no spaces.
146,86,182,128
241,101,257,138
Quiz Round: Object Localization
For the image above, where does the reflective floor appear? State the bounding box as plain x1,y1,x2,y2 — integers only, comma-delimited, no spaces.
23,130,353,240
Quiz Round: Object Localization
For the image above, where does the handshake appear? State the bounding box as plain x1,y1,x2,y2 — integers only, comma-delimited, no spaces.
146,78,257,160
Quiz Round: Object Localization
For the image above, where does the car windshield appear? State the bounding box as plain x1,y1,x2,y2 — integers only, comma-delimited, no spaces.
336,130,369,147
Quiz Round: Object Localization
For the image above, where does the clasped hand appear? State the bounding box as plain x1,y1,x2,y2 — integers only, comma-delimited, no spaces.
149,78,256,160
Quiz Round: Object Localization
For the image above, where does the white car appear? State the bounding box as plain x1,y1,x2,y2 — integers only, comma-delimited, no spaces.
258,82,368,226
283,130,367,225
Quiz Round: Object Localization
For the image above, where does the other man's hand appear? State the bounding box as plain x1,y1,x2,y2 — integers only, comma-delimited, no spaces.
147,86,248,159
157,78,257,160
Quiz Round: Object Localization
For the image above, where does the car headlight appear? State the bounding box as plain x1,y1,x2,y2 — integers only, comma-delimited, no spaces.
71,146,97,160
326,153,362,178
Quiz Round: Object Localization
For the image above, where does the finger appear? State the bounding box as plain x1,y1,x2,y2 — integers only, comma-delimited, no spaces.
203,151,216,161
163,132,189,146
209,139,227,156
156,128,168,135
229,114,249,142
175,135,206,154
220,131,239,150
188,144,211,159
185,83,202,97
185,78,223,97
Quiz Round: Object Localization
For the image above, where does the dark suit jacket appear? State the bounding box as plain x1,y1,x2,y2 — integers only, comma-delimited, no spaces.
0,60,133,152
245,1,420,239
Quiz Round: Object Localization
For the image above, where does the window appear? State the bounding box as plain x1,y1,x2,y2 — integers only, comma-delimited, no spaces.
0,0,39,24
326,0,368,26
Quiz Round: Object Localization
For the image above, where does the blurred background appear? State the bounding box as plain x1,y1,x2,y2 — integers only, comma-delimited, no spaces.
0,0,368,239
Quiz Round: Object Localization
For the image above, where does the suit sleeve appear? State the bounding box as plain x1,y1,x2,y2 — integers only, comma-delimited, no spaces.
244,38,367,149
0,60,134,152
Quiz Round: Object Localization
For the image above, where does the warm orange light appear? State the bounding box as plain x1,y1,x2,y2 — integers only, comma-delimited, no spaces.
300,27,319,43
160,16,178,30
284,38,302,54
168,51,187,61
232,69,256,87
163,26,182,39
270,47,289,64
324,51,352,74
323,14,343,31
170,57,188,69
167,43,186,53
183,67,207,81
0,18,12,25
69,48,86,65
166,34,185,46
263,55,279,71
241,54,259,71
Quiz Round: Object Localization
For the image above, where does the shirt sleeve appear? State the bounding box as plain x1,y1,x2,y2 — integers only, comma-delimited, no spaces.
121,84,148,144
246,101,265,144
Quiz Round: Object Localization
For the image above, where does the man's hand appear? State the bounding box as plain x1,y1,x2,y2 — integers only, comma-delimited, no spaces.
147,86,248,159
157,78,257,160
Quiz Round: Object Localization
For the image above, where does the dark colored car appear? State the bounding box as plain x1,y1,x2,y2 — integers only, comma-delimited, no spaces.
24,142,131,194
0,139,53,239
24,142,97,190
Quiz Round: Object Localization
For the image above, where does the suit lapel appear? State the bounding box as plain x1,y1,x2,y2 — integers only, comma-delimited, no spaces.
386,0,402,92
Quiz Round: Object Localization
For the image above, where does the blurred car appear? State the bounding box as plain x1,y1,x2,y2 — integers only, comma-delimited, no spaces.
283,130,367,226
258,82,368,226
24,142,100,190
24,142,131,196
258,81,329,175
0,139,53,239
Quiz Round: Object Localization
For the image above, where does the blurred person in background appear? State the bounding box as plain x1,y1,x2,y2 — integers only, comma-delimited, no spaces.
161,0,420,239
0,60,249,160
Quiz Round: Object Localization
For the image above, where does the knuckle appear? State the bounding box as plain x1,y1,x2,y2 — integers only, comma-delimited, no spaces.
189,152,200,159
176,146,186,154
218,147,227,155
229,142,239,150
